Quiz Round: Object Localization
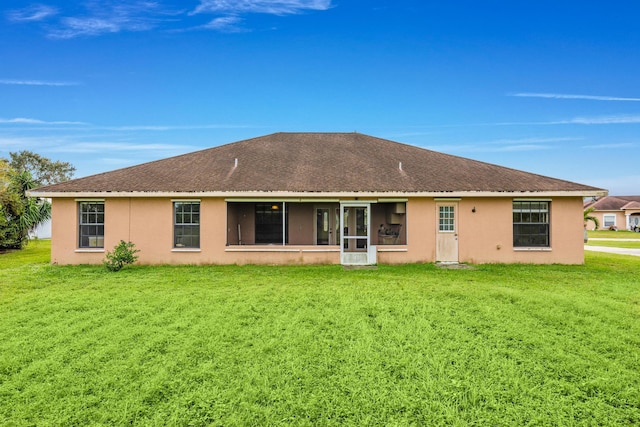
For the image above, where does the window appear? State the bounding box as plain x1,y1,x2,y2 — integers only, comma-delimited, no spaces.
603,214,616,228
513,201,549,247
255,203,288,244
174,202,200,248
79,201,104,248
439,206,455,232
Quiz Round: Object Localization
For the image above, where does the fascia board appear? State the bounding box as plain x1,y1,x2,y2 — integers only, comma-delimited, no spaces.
28,189,609,199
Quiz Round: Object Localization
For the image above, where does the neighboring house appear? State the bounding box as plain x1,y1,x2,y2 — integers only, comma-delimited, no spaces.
28,198,52,239
30,132,606,266
584,196,640,231
28,219,52,239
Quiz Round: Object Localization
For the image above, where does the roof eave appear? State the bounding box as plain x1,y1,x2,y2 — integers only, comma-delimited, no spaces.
28,189,609,199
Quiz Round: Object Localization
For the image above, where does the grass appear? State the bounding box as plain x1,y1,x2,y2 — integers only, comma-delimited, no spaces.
586,240,640,249
1,241,639,426
588,230,640,239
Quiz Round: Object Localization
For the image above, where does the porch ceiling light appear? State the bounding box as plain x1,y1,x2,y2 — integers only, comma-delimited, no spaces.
271,204,279,210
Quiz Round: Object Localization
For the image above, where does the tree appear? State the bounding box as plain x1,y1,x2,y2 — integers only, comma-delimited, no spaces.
0,169,51,249
584,206,599,230
8,150,75,187
1,152,74,249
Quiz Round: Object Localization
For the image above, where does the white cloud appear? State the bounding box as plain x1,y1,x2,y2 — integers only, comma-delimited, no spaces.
0,79,80,86
202,16,247,32
100,124,250,131
490,115,640,126
49,142,198,153
424,137,578,154
427,143,553,154
583,142,636,149
510,92,640,102
7,4,58,22
0,117,87,125
45,1,176,39
193,0,332,15
555,115,640,125
8,0,333,38
0,137,38,148
51,17,124,38
487,137,580,145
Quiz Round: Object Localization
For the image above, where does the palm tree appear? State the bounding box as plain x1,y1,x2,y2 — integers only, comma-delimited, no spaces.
0,170,51,249
583,206,599,243
584,206,599,230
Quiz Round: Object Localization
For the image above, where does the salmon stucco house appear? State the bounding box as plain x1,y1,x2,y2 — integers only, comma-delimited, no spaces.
30,133,606,266
584,196,640,231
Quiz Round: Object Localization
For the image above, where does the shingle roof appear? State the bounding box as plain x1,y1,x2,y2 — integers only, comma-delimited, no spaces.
33,132,605,194
587,196,640,211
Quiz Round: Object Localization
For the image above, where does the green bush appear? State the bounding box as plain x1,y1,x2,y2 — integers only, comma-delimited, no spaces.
103,240,140,272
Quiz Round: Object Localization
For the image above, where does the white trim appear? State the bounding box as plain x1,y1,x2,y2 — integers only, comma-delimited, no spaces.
171,248,201,253
377,198,408,202
434,198,461,201
377,248,408,252
225,198,340,203
513,247,552,252
74,249,104,253
301,248,340,253
29,190,608,199
74,198,105,202
171,199,201,202
603,214,617,228
513,198,552,201
225,248,301,252
340,202,373,265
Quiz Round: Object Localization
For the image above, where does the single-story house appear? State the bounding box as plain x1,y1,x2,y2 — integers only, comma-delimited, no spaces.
30,132,606,266
584,196,640,231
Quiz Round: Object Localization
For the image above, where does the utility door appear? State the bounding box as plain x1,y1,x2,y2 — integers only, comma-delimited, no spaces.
436,202,459,263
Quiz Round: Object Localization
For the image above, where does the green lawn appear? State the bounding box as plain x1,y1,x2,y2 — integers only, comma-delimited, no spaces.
1,241,639,426
588,230,640,239
586,240,640,249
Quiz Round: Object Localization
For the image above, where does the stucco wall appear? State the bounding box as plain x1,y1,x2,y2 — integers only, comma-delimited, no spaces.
456,197,584,264
50,196,586,265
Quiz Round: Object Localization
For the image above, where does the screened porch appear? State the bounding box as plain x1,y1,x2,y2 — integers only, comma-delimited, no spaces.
226,201,407,247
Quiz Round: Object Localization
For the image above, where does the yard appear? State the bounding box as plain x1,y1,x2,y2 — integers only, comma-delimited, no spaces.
586,230,640,249
1,240,639,426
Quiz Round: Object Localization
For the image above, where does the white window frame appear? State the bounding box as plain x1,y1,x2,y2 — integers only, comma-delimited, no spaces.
173,201,201,248
603,214,616,228
78,201,105,249
513,200,550,248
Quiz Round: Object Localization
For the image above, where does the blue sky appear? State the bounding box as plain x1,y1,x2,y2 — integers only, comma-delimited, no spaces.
1,1,639,194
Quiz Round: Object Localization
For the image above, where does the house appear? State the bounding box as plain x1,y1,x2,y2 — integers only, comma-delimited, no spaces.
584,196,640,231
30,132,606,266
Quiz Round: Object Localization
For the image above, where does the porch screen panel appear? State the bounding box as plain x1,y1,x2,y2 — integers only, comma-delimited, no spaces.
255,203,288,244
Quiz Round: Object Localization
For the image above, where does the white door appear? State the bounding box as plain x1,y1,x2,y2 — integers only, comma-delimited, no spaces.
436,202,459,263
340,203,374,265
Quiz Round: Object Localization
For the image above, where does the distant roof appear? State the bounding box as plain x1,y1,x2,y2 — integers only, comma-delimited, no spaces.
586,196,640,211
32,132,605,196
